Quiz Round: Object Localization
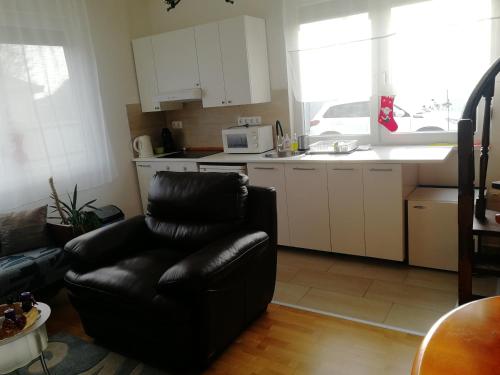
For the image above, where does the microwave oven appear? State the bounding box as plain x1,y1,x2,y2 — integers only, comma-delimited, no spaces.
222,125,274,154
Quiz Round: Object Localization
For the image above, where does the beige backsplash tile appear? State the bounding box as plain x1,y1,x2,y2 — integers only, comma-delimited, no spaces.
126,89,290,150
126,103,167,157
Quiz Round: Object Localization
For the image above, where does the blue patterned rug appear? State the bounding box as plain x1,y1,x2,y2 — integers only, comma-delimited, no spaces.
11,333,198,375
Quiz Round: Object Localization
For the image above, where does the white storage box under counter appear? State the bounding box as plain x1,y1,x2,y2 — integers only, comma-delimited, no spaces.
408,188,458,272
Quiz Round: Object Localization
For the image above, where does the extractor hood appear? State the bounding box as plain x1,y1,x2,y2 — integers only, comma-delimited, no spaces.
154,88,202,103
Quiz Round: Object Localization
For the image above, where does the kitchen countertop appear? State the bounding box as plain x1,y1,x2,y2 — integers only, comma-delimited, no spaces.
133,145,454,164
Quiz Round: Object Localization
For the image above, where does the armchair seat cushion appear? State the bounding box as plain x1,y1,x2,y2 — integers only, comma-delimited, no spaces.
65,248,191,321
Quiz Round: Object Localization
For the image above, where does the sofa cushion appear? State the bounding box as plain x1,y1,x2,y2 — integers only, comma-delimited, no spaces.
0,206,51,256
24,246,70,286
0,254,37,301
64,248,191,321
0,246,68,302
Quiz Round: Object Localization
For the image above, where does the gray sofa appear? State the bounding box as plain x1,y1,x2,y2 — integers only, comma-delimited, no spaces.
0,224,70,303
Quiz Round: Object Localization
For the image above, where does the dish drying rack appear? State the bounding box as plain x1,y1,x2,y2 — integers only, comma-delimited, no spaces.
307,140,359,154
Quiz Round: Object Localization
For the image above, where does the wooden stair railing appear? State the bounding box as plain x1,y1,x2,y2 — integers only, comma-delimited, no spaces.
458,57,500,304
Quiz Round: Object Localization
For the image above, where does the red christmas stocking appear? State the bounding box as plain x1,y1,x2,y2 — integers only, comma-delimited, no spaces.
378,96,398,132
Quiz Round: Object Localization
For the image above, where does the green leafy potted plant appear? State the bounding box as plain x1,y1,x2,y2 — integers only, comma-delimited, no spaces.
48,177,101,238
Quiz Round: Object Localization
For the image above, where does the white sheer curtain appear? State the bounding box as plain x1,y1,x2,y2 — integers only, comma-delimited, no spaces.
0,0,115,212
284,0,500,140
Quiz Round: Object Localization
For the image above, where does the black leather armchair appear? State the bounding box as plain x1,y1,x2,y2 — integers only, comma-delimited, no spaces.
64,172,277,366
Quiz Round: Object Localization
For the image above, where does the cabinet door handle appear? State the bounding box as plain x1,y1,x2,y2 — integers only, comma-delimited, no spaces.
293,167,316,171
183,167,187,171
413,205,426,209
137,164,152,168
254,167,275,170
369,168,393,172
228,100,232,104
332,168,354,171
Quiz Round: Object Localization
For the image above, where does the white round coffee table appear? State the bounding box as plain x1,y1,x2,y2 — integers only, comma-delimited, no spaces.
0,303,51,374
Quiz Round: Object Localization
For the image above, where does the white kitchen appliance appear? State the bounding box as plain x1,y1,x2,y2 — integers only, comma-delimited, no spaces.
133,135,154,158
199,164,247,174
222,125,273,154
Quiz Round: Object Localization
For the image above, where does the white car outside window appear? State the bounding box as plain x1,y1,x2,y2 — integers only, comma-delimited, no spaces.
307,100,458,136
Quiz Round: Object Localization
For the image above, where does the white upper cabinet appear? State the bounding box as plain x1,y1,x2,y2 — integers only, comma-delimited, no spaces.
194,23,227,107
218,17,252,106
133,16,271,112
152,27,200,93
132,37,160,112
195,16,271,108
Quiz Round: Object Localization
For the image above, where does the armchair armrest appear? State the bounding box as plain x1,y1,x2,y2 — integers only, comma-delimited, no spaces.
157,230,269,294
246,186,277,248
64,215,148,269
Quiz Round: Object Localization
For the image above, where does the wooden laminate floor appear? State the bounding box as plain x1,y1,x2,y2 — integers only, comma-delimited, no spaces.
46,290,421,375
275,247,500,334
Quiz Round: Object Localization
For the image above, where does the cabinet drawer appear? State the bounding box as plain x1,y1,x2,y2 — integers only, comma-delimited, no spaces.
285,164,331,252
248,163,290,246
153,161,198,172
328,165,365,256
363,164,404,261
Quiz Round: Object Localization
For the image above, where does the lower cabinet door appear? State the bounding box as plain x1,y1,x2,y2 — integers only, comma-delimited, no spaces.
285,163,331,252
363,164,404,261
248,163,290,246
408,201,458,271
136,163,156,213
328,165,365,256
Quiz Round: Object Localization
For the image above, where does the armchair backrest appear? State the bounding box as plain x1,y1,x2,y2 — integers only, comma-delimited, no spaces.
146,172,249,250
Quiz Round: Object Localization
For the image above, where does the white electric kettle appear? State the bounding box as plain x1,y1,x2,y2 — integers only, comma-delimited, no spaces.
133,135,154,158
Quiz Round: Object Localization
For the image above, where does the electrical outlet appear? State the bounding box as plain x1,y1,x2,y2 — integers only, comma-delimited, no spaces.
172,121,183,129
237,116,262,126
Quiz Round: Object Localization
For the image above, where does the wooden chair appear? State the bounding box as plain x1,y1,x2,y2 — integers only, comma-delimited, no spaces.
458,57,500,304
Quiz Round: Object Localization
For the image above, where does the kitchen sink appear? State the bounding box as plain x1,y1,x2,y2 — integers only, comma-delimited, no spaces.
264,151,305,158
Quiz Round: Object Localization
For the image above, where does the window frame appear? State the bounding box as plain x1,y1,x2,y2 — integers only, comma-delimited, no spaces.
295,0,493,145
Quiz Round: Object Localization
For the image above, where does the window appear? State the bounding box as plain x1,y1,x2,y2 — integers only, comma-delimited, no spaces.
287,0,497,143
0,1,115,211
308,101,370,136
387,1,491,138
296,13,372,138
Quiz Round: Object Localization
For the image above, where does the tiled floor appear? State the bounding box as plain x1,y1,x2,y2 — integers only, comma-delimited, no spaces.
273,247,500,335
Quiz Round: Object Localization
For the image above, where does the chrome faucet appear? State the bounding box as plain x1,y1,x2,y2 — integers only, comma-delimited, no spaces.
275,120,284,152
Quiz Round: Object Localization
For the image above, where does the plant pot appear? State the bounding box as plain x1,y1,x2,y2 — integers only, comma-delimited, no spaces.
47,223,78,247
